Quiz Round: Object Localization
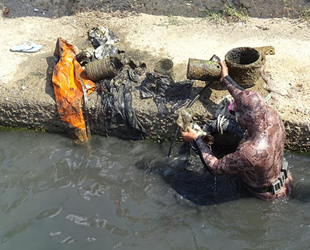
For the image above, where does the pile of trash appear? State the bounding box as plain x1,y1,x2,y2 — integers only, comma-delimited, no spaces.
52,26,193,143
140,72,193,115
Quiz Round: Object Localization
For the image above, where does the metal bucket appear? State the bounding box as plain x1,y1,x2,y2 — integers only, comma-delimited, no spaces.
225,47,262,88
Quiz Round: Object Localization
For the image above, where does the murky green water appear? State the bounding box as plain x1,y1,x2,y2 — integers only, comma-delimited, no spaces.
0,130,309,250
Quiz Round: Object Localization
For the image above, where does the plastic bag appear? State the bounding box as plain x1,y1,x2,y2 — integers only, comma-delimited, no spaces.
52,37,96,143
140,72,193,115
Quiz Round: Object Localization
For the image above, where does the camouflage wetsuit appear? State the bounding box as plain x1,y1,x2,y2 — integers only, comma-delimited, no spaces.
192,76,293,201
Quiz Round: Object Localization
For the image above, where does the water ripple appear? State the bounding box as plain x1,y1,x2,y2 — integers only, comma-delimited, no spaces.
50,231,62,237
61,236,76,245
36,207,63,220
86,237,96,242
66,214,90,227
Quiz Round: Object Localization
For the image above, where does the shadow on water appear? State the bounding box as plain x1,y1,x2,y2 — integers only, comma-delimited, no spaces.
135,145,252,206
290,172,310,203
136,145,310,206
291,183,310,203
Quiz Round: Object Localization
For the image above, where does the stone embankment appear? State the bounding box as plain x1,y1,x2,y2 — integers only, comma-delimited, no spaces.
0,0,309,152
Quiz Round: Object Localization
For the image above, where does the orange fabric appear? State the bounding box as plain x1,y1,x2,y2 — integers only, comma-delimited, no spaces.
52,37,96,143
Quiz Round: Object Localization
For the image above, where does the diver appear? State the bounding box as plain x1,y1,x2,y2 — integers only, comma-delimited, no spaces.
181,61,293,201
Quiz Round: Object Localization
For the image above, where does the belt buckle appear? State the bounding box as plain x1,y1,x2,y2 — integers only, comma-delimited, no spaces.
281,163,289,178
271,179,282,194
278,172,285,186
271,171,287,195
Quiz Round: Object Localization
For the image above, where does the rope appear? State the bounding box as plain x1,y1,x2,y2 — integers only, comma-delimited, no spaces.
217,114,226,135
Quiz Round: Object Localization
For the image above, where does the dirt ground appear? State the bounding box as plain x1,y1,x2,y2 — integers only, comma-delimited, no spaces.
0,2,310,151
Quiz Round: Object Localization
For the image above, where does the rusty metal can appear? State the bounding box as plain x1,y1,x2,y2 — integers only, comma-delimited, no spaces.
154,58,174,76
187,57,221,81
85,57,123,81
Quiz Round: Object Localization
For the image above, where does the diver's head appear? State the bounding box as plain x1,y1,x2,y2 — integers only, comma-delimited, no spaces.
230,90,266,130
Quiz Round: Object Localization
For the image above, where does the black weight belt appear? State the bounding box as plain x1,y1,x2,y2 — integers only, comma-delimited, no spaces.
245,164,289,195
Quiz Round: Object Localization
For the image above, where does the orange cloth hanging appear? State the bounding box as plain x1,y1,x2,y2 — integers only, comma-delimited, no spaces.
52,37,96,143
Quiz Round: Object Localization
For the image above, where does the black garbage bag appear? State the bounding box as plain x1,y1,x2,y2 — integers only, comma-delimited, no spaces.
98,64,146,140
140,72,193,115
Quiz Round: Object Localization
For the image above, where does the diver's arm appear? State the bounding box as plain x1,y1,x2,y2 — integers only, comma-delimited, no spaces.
222,76,244,99
223,75,245,91
192,136,248,175
219,61,244,98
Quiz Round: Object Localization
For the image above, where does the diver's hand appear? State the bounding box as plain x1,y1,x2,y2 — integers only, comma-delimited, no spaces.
181,127,198,143
220,61,229,82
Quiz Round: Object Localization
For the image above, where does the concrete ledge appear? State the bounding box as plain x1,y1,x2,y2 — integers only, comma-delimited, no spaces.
1,12,309,153
0,78,308,153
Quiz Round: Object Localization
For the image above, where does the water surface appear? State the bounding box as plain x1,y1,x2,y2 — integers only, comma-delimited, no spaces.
0,131,309,250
